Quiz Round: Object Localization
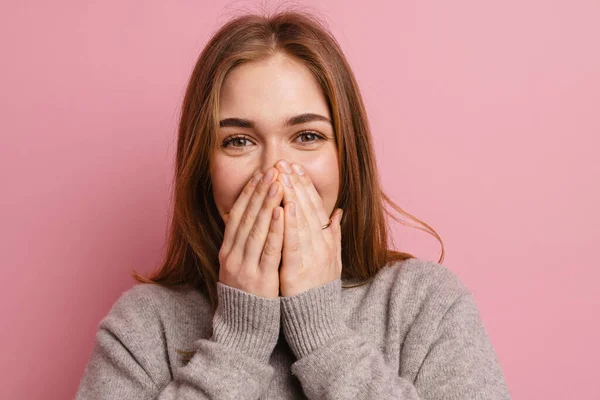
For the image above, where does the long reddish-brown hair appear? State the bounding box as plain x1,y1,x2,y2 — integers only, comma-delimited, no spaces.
133,10,444,315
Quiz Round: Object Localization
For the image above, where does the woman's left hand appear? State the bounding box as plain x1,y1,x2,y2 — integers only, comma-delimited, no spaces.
275,160,343,297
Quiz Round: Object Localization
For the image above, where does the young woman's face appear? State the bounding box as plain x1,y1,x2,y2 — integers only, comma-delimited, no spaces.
211,53,340,222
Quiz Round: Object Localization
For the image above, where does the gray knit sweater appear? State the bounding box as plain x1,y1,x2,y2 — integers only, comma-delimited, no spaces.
76,258,511,399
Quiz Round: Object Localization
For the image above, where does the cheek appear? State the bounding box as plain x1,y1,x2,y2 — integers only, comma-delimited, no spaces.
303,158,340,214
210,161,249,215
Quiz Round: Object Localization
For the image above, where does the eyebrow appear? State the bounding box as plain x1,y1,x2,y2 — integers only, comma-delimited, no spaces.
219,113,332,129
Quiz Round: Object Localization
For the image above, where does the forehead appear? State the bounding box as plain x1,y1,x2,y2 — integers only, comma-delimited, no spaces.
219,53,330,122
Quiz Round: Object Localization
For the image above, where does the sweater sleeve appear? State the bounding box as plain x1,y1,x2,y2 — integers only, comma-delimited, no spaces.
76,282,280,400
280,279,511,400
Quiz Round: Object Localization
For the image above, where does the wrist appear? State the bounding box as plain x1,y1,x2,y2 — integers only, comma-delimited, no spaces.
280,279,348,359
211,282,281,362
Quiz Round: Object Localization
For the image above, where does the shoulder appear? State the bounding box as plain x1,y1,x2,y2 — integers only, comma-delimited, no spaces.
368,258,474,327
92,283,211,386
342,257,472,321
101,283,210,327
375,257,470,301
97,283,212,348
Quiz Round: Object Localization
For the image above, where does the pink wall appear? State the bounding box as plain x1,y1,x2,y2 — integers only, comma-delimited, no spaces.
1,1,598,398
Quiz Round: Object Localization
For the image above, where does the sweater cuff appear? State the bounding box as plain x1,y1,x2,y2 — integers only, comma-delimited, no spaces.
211,282,281,362
280,279,349,359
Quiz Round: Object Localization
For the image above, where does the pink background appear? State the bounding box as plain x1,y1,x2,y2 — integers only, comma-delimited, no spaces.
1,1,598,399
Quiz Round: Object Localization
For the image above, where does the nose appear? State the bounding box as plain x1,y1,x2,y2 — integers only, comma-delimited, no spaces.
259,142,292,175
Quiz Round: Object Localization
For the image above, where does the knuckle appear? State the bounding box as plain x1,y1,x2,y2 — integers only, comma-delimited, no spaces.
242,183,255,197
239,211,253,228
262,241,278,257
228,208,241,222
248,224,262,241
290,240,301,253
254,181,269,196
291,173,301,185
303,173,313,185
219,250,239,271
218,248,228,263
297,218,308,231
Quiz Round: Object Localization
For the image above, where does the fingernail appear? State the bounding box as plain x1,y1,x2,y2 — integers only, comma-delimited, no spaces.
289,202,296,216
278,160,292,173
292,164,304,175
268,182,278,197
262,169,275,183
251,173,262,185
282,173,292,187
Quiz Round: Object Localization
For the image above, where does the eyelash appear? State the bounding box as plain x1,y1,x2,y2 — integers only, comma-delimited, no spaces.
221,131,326,150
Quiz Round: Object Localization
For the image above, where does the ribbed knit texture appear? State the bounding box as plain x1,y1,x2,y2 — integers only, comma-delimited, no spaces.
75,258,511,399
280,279,348,359
211,282,280,362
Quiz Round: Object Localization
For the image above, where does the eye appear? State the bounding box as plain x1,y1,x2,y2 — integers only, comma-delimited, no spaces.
295,131,325,146
221,131,326,151
221,134,254,149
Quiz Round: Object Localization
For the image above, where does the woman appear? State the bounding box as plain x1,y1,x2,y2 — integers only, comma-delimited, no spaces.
76,10,510,399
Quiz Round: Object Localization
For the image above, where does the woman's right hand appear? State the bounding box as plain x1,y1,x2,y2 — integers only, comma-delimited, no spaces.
218,167,285,299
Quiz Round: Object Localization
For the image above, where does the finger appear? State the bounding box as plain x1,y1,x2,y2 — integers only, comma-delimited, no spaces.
276,162,328,249
282,201,302,269
278,171,313,245
275,162,298,207
259,205,284,273
231,168,279,258
290,163,332,242
291,163,332,225
331,208,344,272
244,181,284,265
327,208,343,276
288,170,330,251
221,171,262,255
330,208,343,244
